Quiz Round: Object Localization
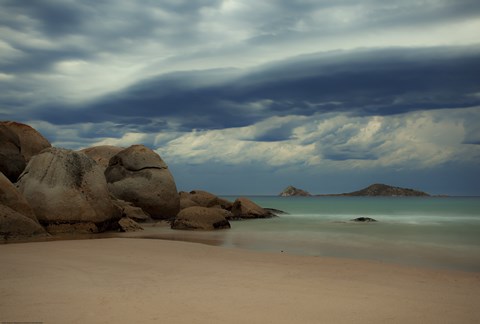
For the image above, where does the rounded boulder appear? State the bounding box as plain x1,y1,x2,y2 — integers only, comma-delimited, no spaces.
16,148,120,231
0,172,37,222
105,145,180,219
0,204,47,240
181,190,233,210
80,145,124,170
0,124,25,182
231,197,273,219
1,121,51,162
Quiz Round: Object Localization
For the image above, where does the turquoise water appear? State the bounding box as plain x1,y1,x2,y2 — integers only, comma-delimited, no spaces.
148,196,480,271
223,196,480,271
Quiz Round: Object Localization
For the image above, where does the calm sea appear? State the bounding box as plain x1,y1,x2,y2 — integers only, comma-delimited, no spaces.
145,196,480,272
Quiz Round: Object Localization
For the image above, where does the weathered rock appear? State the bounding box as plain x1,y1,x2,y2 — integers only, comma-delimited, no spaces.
264,208,288,215
80,145,123,170
0,204,47,240
231,197,273,219
180,190,233,210
16,148,120,232
351,217,377,222
1,121,51,162
105,145,180,219
112,199,150,222
0,124,25,182
118,217,143,232
0,172,37,222
45,222,99,234
279,185,311,197
179,194,198,210
172,206,231,230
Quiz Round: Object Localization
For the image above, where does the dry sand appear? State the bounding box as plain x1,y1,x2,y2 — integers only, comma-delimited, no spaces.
1,238,479,324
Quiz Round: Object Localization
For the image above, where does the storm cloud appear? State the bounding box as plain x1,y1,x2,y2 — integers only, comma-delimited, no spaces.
1,0,480,194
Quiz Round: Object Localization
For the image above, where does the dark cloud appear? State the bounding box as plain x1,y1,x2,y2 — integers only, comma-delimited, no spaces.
20,45,480,132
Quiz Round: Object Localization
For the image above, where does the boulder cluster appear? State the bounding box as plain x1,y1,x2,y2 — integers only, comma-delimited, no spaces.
0,121,276,241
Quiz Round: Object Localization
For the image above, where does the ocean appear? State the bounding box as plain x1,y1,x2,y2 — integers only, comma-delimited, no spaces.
146,196,480,272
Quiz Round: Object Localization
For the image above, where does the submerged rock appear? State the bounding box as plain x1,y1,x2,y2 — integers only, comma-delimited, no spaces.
172,206,231,230
351,217,377,222
105,145,180,219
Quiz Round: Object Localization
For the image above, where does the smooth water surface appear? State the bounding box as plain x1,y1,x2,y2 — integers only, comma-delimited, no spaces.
146,196,480,271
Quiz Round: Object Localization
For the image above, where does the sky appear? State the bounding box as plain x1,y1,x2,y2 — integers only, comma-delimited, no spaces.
1,0,480,195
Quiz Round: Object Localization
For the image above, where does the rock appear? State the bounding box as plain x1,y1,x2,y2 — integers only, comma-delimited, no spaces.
112,199,150,222
80,145,123,170
0,204,47,240
0,172,37,222
1,121,51,162
172,206,231,230
105,145,180,219
46,222,100,234
179,194,198,210
180,190,233,210
351,217,377,222
231,197,274,219
16,148,120,233
279,185,311,197
264,208,288,215
118,217,143,232
0,124,25,182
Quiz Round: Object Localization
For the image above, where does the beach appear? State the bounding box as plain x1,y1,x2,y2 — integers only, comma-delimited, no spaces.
1,237,479,324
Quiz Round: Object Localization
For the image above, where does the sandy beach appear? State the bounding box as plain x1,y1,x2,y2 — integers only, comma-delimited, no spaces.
1,238,479,324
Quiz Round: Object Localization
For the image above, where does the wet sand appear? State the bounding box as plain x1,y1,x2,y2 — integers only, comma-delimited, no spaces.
1,237,479,324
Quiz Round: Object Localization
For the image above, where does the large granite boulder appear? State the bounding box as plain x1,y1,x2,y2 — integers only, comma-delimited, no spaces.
0,204,47,240
0,124,25,182
180,190,233,210
16,148,120,233
80,145,123,170
0,172,37,222
172,206,231,230
1,121,51,162
105,145,180,219
231,197,274,219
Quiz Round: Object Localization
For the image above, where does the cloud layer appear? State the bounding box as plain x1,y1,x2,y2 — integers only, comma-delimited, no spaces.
1,0,480,194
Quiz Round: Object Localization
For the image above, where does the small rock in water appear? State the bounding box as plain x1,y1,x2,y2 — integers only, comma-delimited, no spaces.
351,217,377,222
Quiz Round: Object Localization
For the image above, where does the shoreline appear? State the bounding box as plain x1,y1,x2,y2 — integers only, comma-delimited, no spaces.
3,219,480,273
1,237,480,323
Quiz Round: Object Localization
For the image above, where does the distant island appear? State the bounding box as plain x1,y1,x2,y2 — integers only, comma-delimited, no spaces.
279,185,311,197
280,183,430,197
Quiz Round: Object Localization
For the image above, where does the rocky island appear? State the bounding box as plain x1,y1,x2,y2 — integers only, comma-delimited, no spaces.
279,183,430,197
324,183,430,197
279,185,311,197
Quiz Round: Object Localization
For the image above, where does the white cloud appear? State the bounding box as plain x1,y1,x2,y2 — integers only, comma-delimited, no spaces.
151,107,480,170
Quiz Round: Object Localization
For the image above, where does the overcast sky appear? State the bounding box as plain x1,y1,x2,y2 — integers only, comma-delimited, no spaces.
1,0,480,195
